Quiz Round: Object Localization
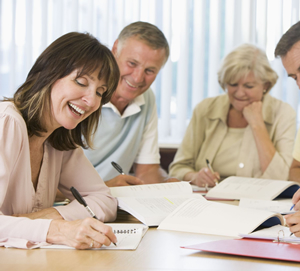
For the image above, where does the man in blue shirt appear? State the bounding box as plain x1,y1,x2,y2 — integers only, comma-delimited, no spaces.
84,21,178,187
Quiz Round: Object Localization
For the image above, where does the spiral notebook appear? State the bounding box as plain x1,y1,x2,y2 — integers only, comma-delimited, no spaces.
40,223,148,250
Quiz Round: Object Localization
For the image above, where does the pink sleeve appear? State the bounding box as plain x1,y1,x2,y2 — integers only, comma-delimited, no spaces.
0,108,52,242
54,148,117,222
0,112,20,204
0,216,51,242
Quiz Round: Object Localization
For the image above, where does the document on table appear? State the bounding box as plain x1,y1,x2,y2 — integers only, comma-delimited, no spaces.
110,182,204,226
110,182,193,198
205,176,299,200
117,193,203,226
239,198,295,214
158,198,284,238
40,224,148,250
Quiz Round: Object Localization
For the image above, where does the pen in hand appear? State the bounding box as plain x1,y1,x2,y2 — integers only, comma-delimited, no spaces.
111,161,125,175
70,186,99,219
70,186,117,246
290,204,295,211
206,159,219,185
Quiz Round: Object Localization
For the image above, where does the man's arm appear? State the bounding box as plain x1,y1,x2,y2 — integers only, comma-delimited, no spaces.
289,158,300,183
105,175,144,187
133,163,179,184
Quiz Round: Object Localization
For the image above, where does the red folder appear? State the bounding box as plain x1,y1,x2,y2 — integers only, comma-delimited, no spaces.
181,238,300,263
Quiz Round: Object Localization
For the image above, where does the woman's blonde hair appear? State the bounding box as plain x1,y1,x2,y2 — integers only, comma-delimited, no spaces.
218,44,278,93
7,32,120,151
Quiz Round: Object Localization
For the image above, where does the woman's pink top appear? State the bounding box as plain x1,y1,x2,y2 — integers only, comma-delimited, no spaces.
0,102,117,242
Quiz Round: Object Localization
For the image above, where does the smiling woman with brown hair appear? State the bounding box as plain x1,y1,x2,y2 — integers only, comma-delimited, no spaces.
0,32,120,249
169,43,296,187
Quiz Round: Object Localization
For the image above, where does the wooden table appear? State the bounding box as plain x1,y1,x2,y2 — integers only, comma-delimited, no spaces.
1,208,300,271
1,228,300,271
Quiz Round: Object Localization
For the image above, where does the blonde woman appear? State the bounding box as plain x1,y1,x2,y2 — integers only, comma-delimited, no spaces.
169,44,296,187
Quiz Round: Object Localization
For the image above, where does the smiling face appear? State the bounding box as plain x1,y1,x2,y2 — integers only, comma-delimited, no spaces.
226,72,266,112
49,69,107,132
282,40,300,89
111,37,166,106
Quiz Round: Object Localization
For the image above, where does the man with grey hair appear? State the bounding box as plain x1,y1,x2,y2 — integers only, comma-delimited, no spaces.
84,21,178,187
275,20,300,236
275,21,300,184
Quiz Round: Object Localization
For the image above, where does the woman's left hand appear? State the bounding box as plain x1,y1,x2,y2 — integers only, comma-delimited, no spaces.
285,212,300,237
242,101,264,127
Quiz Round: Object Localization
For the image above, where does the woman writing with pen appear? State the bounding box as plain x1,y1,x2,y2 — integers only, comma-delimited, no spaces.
286,189,300,237
0,32,120,249
169,44,296,187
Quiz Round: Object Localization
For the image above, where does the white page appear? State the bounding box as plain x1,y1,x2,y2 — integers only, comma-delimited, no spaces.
239,224,300,243
110,182,192,198
206,176,298,200
239,198,294,214
158,198,283,238
118,194,205,226
40,224,148,250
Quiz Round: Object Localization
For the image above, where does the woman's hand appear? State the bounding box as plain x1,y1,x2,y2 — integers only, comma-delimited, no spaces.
185,168,220,187
47,218,117,249
291,188,300,211
242,101,264,127
285,212,300,237
242,100,276,173
284,189,300,236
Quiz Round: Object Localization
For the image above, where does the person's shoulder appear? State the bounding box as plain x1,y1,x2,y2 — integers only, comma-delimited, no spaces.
0,101,24,123
0,101,15,112
140,88,157,115
194,94,228,112
0,101,27,137
265,94,295,114
143,88,156,103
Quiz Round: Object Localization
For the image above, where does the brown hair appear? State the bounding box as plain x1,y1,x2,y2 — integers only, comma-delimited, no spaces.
275,21,300,57
8,32,120,151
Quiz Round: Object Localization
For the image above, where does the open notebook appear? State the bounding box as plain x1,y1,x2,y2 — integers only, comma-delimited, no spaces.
157,198,284,238
109,182,203,226
239,198,295,214
205,176,299,200
41,224,148,250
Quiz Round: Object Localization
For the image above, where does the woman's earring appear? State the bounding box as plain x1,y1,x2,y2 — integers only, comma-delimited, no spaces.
263,90,267,94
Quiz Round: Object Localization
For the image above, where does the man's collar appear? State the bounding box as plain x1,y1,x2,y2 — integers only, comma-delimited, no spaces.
103,93,146,118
